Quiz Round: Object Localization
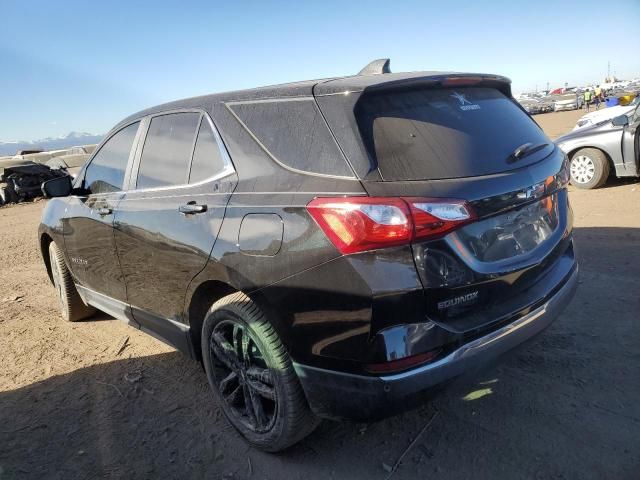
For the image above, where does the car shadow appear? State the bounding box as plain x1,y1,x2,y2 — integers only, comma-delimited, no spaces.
81,312,116,322
1,227,638,480
596,175,638,189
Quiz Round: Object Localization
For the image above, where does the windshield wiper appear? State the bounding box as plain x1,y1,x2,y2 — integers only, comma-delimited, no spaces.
507,142,549,163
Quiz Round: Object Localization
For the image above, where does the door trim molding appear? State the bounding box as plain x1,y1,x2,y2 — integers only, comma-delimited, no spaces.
76,285,138,327
76,285,195,358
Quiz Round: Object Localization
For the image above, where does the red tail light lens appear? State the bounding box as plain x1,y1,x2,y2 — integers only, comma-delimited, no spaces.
306,197,412,254
406,198,474,241
307,197,474,255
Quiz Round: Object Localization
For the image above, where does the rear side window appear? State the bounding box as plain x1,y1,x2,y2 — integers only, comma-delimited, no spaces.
189,118,226,183
229,99,353,177
137,112,200,189
355,87,552,181
84,121,139,194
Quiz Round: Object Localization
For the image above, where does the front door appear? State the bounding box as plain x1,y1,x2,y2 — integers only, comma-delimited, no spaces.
63,121,141,303
113,112,237,332
621,104,640,170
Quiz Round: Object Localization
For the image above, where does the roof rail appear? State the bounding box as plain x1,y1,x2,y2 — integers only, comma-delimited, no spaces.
358,58,391,76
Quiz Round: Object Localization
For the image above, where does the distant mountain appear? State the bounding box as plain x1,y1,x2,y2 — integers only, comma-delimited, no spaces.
0,132,103,156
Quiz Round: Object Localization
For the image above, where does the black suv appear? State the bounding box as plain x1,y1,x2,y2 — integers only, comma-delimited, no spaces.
39,60,578,451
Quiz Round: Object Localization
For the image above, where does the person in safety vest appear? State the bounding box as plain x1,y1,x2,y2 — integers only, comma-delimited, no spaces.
584,90,593,112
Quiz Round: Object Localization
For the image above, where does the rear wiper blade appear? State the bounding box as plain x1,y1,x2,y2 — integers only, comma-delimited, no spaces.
507,142,549,163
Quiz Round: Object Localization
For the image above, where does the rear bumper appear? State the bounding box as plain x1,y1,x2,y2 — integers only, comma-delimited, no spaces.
294,265,578,421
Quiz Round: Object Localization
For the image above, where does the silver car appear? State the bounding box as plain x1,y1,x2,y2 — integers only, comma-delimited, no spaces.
553,93,584,112
555,103,640,189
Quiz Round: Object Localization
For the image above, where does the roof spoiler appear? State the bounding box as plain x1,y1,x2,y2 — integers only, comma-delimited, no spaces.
358,58,391,76
357,74,513,98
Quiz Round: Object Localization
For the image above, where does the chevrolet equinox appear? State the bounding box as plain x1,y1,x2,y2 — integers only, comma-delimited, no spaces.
39,59,578,451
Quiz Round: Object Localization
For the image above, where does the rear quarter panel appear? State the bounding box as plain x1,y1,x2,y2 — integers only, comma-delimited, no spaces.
184,101,369,359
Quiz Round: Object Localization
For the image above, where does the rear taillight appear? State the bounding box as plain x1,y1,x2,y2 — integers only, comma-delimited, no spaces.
306,197,412,254
307,197,474,255
406,198,474,241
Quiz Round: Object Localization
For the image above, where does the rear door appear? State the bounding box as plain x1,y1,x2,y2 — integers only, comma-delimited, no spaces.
113,111,237,336
63,121,141,303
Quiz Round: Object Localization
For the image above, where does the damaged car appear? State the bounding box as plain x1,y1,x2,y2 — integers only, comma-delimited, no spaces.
39,59,578,451
0,159,67,206
0,145,95,206
46,145,95,178
556,101,640,188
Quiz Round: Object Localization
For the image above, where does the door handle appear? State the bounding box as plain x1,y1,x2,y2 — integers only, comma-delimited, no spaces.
179,203,207,214
97,207,112,216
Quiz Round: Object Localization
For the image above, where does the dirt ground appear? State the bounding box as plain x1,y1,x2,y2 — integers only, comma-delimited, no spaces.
534,109,586,139
1,110,639,479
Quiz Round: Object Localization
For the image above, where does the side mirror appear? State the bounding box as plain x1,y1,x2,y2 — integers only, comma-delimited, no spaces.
42,175,73,198
612,115,629,127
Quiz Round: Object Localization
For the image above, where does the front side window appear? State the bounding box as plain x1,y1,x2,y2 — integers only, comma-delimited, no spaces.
137,112,201,189
84,122,139,194
188,118,226,183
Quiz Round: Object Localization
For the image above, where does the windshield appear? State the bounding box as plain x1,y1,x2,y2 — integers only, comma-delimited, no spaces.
354,87,553,181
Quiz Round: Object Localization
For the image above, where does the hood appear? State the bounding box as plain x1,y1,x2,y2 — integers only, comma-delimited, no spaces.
582,104,633,122
556,118,620,144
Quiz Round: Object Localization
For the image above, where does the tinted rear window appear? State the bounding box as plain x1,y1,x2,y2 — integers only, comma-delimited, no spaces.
229,99,353,177
137,112,200,189
355,87,552,181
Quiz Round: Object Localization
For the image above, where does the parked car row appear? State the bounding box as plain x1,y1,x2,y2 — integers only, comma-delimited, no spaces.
517,93,584,114
518,79,640,116
519,98,554,114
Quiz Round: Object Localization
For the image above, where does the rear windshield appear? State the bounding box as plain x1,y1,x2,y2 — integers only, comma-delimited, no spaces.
355,87,552,181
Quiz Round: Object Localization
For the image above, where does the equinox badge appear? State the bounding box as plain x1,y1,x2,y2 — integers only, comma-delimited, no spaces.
438,291,479,310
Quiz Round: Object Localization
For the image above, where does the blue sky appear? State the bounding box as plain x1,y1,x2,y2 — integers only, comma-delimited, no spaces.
2,0,639,141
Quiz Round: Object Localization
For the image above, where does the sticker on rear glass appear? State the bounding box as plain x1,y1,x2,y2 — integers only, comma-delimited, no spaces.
451,91,480,111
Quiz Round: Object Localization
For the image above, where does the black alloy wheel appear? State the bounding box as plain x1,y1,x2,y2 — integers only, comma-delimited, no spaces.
201,292,318,451
209,319,277,433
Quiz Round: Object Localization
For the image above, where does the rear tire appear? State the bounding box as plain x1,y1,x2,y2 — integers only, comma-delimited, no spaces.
48,242,95,322
569,148,610,189
201,292,319,452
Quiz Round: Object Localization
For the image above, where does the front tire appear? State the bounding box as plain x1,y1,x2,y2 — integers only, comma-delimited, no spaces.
201,292,318,452
569,148,610,189
48,242,95,321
